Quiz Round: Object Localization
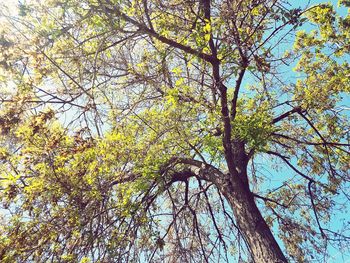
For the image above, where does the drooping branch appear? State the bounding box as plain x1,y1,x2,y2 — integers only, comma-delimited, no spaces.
266,150,315,183
297,111,337,178
197,178,227,249
266,151,337,194
308,181,326,238
272,132,350,148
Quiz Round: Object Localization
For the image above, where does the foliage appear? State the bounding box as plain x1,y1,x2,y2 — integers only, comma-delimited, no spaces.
0,0,350,262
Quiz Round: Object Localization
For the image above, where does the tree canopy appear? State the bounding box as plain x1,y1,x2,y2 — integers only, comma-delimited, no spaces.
0,0,350,262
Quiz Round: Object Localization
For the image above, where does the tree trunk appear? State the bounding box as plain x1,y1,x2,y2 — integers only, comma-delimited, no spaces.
219,175,287,263
209,36,286,262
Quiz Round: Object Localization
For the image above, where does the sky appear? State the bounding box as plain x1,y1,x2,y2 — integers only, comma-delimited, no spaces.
266,1,350,262
0,0,349,262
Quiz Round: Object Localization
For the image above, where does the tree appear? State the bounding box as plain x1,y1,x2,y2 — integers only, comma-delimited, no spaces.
0,0,350,262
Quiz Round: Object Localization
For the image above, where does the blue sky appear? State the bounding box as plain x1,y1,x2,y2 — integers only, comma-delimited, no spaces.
260,1,350,261
0,0,349,262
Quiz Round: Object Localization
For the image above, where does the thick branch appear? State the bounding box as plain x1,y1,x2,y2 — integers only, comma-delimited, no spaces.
253,193,288,208
202,0,217,58
230,68,247,121
170,157,226,184
100,0,215,63
272,106,302,124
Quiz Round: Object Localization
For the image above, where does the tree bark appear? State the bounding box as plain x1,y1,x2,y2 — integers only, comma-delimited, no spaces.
218,174,287,263
210,63,287,261
173,157,287,262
